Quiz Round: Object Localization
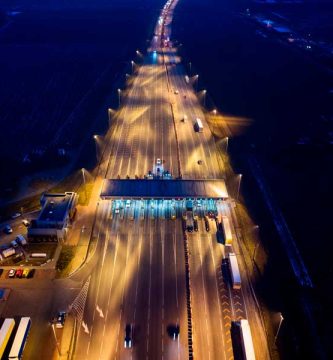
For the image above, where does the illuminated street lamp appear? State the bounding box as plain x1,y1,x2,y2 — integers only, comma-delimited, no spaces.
131,60,135,74
274,313,284,345
225,136,229,153
117,88,121,108
213,109,217,115
93,135,99,162
203,90,207,107
236,174,242,200
81,168,87,200
252,225,260,262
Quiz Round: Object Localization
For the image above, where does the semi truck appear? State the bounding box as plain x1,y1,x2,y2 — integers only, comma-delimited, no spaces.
228,253,241,289
0,318,15,358
9,317,31,359
222,216,233,244
232,319,256,360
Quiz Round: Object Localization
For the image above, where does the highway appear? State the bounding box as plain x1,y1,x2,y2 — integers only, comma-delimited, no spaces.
0,0,270,359
74,0,270,359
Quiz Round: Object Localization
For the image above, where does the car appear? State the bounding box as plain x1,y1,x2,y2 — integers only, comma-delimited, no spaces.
115,208,120,214
0,269,3,277
27,269,35,279
172,325,180,340
124,324,133,348
11,213,22,219
22,269,30,278
182,115,187,122
3,225,13,234
22,219,30,227
56,311,66,329
204,218,210,232
125,200,131,208
174,90,179,94
15,269,23,278
8,269,16,278
156,158,162,165
194,219,198,232
197,160,203,165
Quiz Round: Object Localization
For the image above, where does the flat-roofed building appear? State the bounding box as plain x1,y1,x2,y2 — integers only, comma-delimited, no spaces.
28,192,78,242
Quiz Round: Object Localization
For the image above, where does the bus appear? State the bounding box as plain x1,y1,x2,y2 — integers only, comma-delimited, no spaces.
0,318,15,358
222,216,233,244
228,253,241,289
9,317,31,360
233,319,256,360
194,118,203,133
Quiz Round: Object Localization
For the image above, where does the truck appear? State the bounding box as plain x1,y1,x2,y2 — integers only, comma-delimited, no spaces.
221,216,233,244
232,319,256,360
184,210,194,232
228,253,241,289
194,118,203,133
0,318,15,359
2,248,15,259
9,317,31,359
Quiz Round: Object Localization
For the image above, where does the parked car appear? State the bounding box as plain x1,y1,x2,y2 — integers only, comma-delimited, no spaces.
16,234,27,246
0,269,3,277
15,269,23,278
8,269,16,278
10,240,18,248
27,269,35,279
22,269,30,278
3,225,13,234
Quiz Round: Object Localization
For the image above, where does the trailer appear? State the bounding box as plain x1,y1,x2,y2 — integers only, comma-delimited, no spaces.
9,317,31,359
2,248,15,258
233,319,256,360
222,216,233,244
0,318,15,358
228,253,241,289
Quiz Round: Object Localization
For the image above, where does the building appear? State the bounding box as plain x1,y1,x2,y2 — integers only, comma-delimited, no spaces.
28,192,78,242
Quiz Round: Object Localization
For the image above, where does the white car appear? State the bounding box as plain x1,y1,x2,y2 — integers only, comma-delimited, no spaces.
156,158,162,165
174,90,179,94
125,200,131,208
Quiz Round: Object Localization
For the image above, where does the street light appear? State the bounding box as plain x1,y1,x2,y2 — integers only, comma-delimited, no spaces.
81,168,87,201
252,225,260,262
189,61,192,73
93,135,99,162
203,90,207,107
117,88,121,108
274,313,284,345
236,174,242,200
225,136,229,153
131,60,135,74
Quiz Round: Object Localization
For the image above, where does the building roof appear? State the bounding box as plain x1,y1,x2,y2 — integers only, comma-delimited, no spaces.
38,192,76,223
101,179,228,199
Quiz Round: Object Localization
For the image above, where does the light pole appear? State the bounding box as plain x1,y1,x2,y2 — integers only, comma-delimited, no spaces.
93,135,98,162
252,225,260,262
117,88,121,108
225,136,229,153
236,174,242,200
274,313,284,345
189,62,192,73
203,90,207,107
81,168,87,201
131,60,135,74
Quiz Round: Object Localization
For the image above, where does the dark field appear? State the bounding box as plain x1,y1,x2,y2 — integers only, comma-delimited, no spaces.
173,0,333,358
0,0,164,193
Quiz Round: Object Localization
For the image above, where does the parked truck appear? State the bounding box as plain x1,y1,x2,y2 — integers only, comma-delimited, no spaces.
222,216,233,244
2,248,15,259
228,252,241,289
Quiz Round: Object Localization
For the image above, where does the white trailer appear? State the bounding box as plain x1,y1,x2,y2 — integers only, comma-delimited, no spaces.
222,216,233,244
233,319,256,360
195,118,203,132
0,318,15,358
228,253,241,289
2,248,15,258
9,317,31,359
